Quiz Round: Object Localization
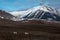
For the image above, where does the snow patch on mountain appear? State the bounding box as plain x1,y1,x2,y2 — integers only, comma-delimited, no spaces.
27,5,59,15
10,5,59,17
9,5,60,21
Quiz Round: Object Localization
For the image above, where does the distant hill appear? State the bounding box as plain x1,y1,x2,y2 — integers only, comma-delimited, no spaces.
0,10,14,19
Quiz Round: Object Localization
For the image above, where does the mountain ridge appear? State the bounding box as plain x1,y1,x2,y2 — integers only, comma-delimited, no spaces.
9,5,60,21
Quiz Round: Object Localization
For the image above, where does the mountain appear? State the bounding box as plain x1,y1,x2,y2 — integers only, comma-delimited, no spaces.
0,10,14,19
22,6,60,21
10,5,60,21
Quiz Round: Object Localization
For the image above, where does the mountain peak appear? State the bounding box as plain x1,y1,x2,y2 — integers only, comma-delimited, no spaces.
29,5,57,13
32,5,49,12
26,5,59,16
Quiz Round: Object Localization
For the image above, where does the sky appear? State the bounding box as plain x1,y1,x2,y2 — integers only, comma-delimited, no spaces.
0,0,60,12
